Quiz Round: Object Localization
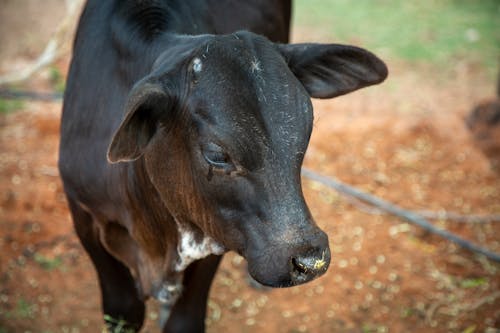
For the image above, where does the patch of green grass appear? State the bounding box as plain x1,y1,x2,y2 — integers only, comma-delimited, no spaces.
8,298,36,319
33,253,63,271
48,66,66,93
400,307,414,318
103,314,136,333
459,277,488,289
361,324,375,333
294,0,499,69
48,66,62,83
0,98,24,114
462,325,476,333
361,323,388,333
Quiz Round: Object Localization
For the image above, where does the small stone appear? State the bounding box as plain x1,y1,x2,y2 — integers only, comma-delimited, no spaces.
298,324,307,332
231,255,244,266
231,298,243,308
376,255,386,264
369,266,378,274
148,311,158,320
245,318,255,326
11,175,21,185
377,325,388,333
388,284,400,294
315,285,324,294
256,295,268,307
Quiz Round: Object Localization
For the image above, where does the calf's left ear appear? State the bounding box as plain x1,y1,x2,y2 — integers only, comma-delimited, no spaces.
277,43,388,99
107,79,174,163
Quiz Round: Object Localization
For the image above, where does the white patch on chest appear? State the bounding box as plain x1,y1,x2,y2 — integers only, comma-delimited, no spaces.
175,227,225,272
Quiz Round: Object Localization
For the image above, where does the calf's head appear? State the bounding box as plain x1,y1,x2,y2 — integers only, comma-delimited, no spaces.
107,32,387,287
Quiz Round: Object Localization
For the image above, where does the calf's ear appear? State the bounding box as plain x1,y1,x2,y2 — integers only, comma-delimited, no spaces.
277,43,388,99
107,79,174,163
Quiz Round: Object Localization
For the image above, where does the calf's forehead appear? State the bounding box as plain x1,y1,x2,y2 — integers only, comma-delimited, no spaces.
188,36,314,151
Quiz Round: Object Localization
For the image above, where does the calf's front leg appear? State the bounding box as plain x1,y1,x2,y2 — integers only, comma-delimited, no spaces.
162,255,222,333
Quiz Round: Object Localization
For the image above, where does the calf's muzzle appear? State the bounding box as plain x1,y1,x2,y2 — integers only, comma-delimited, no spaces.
246,226,331,287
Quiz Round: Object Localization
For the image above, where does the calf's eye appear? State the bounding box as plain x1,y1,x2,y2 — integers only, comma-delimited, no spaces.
201,143,235,172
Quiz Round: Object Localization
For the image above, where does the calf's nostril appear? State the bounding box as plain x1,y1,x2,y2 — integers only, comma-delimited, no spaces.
291,257,309,275
290,249,330,278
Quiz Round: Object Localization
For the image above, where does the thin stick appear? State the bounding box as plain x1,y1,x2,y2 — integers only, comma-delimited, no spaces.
340,195,500,223
467,291,500,311
416,210,500,223
0,88,63,101
302,168,500,262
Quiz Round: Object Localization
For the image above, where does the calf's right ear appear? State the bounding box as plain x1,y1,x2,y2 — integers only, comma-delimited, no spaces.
277,43,388,99
107,79,174,163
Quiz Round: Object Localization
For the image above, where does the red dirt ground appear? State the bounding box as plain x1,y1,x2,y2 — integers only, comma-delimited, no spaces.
0,4,499,333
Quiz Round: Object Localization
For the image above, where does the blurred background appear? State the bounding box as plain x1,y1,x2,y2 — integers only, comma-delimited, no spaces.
0,1,499,332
